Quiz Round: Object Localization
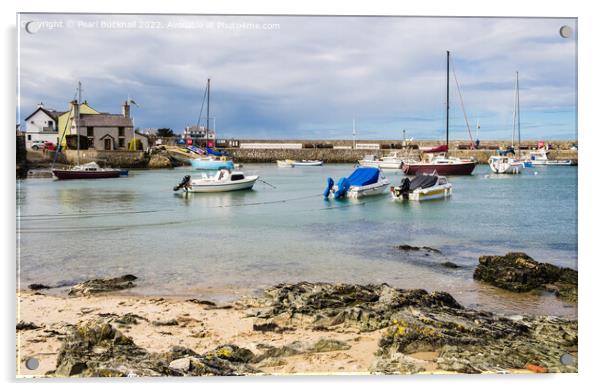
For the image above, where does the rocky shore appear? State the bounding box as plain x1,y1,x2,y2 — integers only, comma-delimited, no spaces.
17,269,577,377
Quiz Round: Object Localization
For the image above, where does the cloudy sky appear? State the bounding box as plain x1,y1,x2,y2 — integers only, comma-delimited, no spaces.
18,14,577,140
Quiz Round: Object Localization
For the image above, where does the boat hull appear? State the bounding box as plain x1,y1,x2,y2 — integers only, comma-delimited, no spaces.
293,160,323,166
185,177,258,193
52,169,121,180
402,161,476,175
391,184,453,201
190,159,235,170
331,179,390,199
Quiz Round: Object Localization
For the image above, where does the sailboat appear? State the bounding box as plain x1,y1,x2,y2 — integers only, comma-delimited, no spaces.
189,79,235,170
402,51,477,176
52,82,121,180
489,72,523,174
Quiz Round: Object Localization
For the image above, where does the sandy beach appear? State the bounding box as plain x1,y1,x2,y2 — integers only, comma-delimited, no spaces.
16,273,577,377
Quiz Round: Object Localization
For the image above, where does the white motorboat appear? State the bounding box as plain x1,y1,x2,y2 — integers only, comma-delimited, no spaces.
292,160,323,166
378,151,404,169
357,155,380,168
390,173,452,201
276,160,295,167
528,149,574,166
324,167,390,199
173,170,258,193
488,156,523,174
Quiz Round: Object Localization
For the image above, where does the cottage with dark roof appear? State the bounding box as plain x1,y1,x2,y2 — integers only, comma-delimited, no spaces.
22,103,67,150
58,100,136,151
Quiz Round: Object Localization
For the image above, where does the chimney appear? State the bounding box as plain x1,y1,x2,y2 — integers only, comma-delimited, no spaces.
122,100,130,118
70,100,80,134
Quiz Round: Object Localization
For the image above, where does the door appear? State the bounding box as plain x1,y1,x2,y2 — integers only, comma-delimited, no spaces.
104,138,112,150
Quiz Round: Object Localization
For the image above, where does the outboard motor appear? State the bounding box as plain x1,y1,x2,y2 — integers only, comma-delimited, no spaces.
173,175,191,191
334,177,350,199
394,177,411,200
323,177,334,199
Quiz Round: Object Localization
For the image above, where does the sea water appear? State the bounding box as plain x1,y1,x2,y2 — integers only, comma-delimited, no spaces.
17,164,577,317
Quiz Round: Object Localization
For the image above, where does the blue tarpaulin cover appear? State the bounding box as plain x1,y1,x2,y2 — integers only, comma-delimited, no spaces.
347,167,380,186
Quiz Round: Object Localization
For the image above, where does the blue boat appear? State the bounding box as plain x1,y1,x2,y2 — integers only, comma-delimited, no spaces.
324,167,389,199
190,157,234,170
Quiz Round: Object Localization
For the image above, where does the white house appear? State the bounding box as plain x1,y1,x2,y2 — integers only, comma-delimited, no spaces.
23,103,66,150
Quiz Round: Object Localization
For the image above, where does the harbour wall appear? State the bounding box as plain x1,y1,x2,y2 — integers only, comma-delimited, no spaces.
223,148,578,164
57,150,149,168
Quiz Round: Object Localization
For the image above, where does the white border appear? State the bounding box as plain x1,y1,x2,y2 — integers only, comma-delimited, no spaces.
2,1,599,390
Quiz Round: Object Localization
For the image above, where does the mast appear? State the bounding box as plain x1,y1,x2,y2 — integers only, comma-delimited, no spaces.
512,74,517,149
516,71,520,160
446,51,450,148
76,81,81,165
206,78,210,148
352,119,356,149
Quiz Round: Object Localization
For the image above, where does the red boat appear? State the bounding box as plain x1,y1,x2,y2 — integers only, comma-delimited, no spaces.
52,162,121,180
405,51,477,176
402,156,476,175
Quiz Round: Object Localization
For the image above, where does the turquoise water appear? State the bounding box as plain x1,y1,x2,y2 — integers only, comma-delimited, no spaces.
17,164,577,317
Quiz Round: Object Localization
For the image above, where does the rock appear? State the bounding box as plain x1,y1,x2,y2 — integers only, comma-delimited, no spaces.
168,357,191,371
442,262,459,269
114,313,148,325
28,283,51,290
17,321,41,331
53,320,260,377
68,275,138,296
370,353,425,374
474,252,577,301
250,282,577,374
397,245,442,254
152,319,179,326
186,299,216,307
147,154,172,169
309,338,350,353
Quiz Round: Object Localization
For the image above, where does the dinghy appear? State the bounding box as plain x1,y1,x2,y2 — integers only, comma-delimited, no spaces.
390,173,452,201
324,167,390,199
173,169,258,193
292,160,323,166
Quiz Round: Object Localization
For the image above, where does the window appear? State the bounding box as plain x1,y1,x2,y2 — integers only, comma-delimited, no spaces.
88,138,94,148
87,127,94,137
48,120,54,128
118,127,124,137
118,138,125,148
27,135,31,140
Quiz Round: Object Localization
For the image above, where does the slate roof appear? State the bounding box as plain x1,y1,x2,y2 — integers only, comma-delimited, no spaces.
79,114,133,127
24,107,68,121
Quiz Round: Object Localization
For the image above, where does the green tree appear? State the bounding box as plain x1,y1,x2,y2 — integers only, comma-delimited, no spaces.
156,128,174,138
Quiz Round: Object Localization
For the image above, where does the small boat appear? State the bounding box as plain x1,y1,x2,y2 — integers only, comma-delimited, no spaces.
118,169,129,176
390,173,452,201
190,156,235,170
357,155,381,168
324,167,390,199
378,151,403,169
292,160,323,166
527,149,574,166
403,154,476,176
52,162,121,180
277,159,295,168
489,156,522,174
173,169,258,193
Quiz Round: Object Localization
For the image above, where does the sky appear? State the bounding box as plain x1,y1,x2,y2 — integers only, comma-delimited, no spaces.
17,14,577,140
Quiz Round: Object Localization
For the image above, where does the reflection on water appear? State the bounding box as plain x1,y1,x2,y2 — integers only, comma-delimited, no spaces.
16,164,577,317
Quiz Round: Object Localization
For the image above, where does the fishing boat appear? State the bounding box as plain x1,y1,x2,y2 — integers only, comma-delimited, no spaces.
489,72,524,175
390,172,452,201
292,160,323,166
277,159,295,167
51,82,121,180
173,169,258,193
324,167,390,199
527,149,574,166
402,51,476,176
190,156,235,170
52,162,121,180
